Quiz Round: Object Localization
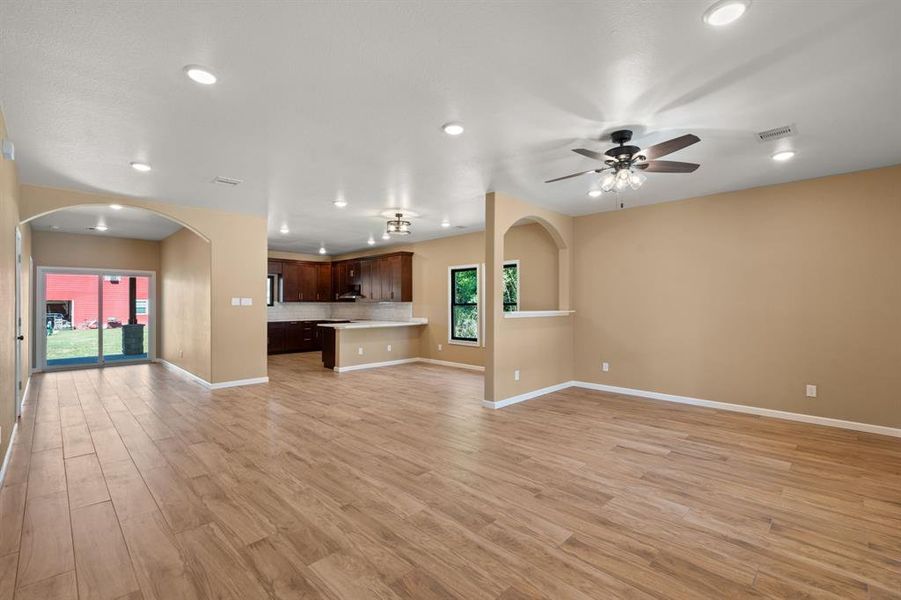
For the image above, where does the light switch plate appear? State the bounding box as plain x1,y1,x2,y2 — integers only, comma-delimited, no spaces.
231,297,240,306
240,297,252,306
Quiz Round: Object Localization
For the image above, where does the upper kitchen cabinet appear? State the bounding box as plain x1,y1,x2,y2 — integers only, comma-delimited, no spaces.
269,252,410,303
316,263,332,302
272,259,333,302
333,251,412,302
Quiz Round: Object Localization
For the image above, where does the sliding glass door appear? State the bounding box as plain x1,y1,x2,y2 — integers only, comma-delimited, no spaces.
38,268,155,370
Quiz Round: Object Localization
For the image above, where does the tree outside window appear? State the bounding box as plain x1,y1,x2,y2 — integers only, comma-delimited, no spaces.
450,267,478,342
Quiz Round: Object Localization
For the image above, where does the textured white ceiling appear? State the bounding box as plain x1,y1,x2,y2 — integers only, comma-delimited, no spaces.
30,205,183,241
2,1,900,254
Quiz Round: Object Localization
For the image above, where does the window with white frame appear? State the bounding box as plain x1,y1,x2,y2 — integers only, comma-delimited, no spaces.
449,261,519,344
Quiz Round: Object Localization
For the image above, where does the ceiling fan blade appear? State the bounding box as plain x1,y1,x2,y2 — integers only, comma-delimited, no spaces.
571,148,608,162
636,160,700,173
544,169,601,183
640,134,700,161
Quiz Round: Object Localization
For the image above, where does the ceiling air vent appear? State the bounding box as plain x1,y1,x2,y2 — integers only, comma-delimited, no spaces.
212,176,243,186
756,124,796,143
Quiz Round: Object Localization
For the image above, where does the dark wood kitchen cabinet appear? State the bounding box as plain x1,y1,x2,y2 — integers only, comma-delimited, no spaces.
267,322,286,353
271,259,332,302
316,263,332,302
332,251,412,302
270,252,411,303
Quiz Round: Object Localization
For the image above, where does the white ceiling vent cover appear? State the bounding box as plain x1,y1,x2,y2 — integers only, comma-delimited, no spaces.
756,124,796,143
212,176,243,186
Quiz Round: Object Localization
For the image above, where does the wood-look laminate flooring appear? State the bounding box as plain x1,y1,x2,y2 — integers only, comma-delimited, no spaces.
1,352,899,599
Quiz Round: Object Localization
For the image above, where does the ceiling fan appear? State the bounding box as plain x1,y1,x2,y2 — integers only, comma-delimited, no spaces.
545,129,701,192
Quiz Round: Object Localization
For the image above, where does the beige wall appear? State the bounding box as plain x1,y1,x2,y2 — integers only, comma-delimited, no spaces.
573,164,901,428
20,185,268,384
0,111,32,464
31,231,161,272
31,230,163,354
486,192,574,403
335,326,422,368
161,228,212,382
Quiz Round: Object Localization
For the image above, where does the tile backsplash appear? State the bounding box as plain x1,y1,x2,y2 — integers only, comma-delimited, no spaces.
268,302,412,322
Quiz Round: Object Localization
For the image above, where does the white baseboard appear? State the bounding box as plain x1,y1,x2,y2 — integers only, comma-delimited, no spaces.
156,359,269,390
0,421,20,490
482,381,574,409
210,377,269,389
482,378,901,438
571,381,901,438
157,359,212,387
418,358,485,372
334,358,419,373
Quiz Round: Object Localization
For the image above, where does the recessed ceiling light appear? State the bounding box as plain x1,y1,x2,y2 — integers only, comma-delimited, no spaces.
109,204,123,210
442,122,464,136
382,232,391,240
319,246,327,255
702,0,750,26
333,199,348,208
94,224,109,232
587,190,603,198
772,150,795,162
279,225,289,235
183,65,217,85
367,237,376,246
441,220,451,228
130,161,151,172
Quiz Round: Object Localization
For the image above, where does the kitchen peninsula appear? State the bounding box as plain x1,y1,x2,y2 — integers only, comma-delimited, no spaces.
319,319,427,371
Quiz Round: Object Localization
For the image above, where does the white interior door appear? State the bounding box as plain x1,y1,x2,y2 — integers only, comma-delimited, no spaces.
14,228,23,416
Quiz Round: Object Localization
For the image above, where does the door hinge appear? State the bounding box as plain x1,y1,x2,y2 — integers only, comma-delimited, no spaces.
18,381,22,390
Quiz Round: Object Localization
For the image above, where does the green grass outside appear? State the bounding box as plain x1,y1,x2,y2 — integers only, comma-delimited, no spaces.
46,327,149,360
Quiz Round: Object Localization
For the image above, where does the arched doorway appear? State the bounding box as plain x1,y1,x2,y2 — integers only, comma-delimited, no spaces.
24,204,211,373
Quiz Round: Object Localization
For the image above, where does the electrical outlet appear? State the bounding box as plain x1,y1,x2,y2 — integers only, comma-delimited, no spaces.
358,347,364,355
602,362,609,372
386,344,392,352
438,344,442,351
806,384,817,398
178,348,184,358
514,369,520,381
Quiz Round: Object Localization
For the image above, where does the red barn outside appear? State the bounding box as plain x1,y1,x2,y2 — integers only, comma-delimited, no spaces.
45,274,150,329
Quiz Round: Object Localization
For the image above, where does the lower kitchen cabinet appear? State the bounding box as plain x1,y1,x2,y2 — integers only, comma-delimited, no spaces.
267,320,346,354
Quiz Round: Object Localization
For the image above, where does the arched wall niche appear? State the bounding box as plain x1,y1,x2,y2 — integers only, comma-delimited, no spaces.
502,218,562,312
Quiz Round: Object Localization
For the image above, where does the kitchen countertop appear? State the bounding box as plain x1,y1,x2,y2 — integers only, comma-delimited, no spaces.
317,318,428,330
267,318,350,323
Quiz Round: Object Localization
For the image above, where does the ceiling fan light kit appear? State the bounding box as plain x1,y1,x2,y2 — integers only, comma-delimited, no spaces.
547,129,701,197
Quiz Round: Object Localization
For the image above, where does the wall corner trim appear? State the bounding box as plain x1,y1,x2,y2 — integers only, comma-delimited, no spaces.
480,378,901,438
156,359,268,389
